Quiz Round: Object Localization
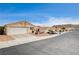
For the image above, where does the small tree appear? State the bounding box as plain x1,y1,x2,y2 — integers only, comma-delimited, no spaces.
0,26,5,35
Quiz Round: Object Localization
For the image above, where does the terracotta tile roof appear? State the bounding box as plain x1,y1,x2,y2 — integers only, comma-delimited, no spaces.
34,26,49,30
5,21,35,27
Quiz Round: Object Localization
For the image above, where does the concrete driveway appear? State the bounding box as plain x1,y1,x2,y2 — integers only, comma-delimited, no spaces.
0,30,79,55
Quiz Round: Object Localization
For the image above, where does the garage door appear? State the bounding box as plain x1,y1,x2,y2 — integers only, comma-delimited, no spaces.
6,27,30,35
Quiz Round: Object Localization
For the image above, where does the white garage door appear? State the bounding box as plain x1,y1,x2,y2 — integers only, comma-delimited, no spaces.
7,27,30,35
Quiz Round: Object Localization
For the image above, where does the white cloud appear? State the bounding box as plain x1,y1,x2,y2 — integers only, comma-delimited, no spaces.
32,17,79,26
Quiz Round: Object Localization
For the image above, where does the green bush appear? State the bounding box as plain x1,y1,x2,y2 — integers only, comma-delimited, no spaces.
0,26,4,30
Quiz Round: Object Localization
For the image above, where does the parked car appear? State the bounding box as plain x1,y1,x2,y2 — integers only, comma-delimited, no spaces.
47,30,56,34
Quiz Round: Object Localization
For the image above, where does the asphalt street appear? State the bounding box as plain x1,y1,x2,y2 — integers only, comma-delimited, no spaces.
0,30,79,55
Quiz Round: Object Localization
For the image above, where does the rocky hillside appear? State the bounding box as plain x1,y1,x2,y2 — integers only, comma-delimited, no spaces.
52,24,79,28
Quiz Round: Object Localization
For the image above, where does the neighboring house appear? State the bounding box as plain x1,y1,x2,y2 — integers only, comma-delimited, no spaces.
50,26,62,32
32,26,49,34
51,25,74,32
4,21,34,35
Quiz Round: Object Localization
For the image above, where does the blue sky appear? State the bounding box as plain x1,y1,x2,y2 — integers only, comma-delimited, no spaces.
0,3,79,26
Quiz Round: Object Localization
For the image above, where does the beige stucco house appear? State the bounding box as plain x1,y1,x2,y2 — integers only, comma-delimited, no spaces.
51,25,74,32
4,21,34,35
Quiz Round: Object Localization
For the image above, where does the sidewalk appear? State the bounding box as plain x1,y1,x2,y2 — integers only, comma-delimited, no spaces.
0,32,69,49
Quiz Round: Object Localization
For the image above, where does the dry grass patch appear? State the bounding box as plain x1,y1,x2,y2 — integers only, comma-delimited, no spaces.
0,35,13,42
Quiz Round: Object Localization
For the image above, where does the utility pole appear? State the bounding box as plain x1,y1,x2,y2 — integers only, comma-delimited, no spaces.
24,16,26,27
25,16,26,22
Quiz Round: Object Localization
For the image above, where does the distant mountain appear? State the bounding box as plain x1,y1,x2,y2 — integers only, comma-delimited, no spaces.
52,24,79,28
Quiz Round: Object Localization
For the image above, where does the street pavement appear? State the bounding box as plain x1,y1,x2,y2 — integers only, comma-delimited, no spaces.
0,30,79,55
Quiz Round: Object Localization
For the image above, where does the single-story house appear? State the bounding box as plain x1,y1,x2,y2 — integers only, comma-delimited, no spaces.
4,21,34,35
51,25,74,32
50,25,62,32
32,26,49,34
